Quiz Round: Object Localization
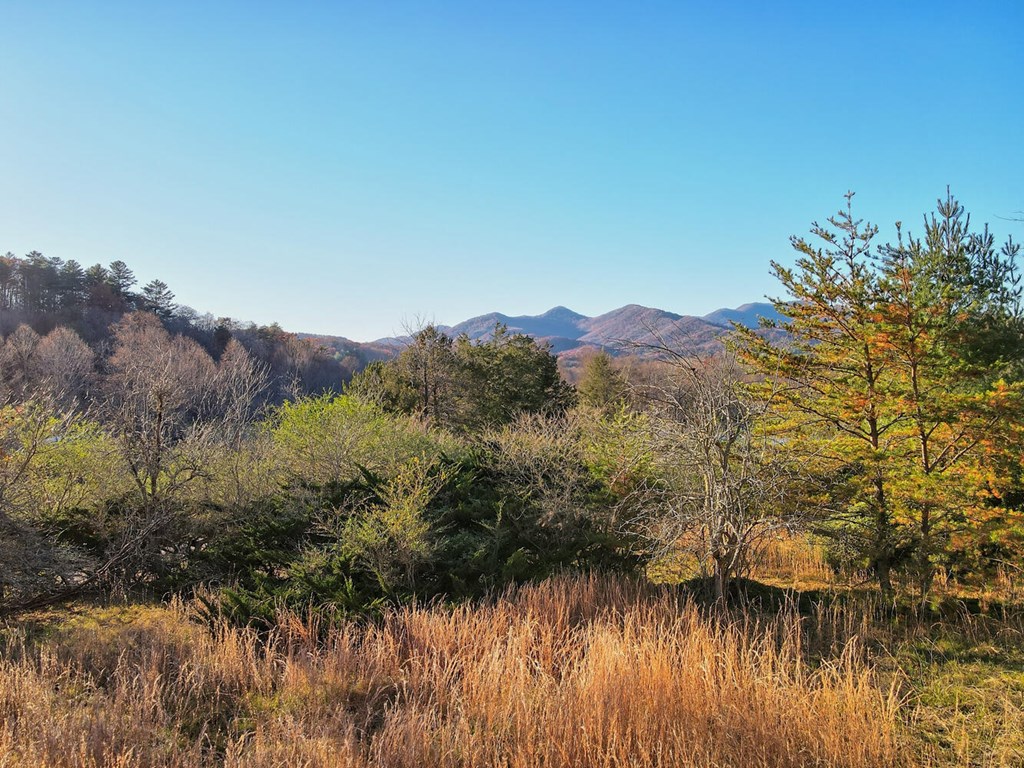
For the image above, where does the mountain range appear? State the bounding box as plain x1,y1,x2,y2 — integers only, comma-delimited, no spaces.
302,302,784,372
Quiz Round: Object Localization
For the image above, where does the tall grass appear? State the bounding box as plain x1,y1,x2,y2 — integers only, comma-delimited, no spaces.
0,575,909,767
748,534,835,589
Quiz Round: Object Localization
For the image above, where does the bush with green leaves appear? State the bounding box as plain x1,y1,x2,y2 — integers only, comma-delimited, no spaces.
269,393,456,487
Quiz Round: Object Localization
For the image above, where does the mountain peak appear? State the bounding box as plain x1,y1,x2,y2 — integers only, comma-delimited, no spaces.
702,302,782,328
540,305,585,319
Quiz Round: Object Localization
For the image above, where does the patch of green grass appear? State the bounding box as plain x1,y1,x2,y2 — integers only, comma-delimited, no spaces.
887,619,1024,767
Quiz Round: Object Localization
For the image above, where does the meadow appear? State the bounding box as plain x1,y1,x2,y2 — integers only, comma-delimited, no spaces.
3,556,1023,767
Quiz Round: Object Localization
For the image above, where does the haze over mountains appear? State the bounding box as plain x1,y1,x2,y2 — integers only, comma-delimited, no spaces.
305,302,784,370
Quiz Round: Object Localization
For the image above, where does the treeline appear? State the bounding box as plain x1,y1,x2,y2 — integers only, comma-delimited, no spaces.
0,252,195,339
0,192,1022,620
0,251,368,396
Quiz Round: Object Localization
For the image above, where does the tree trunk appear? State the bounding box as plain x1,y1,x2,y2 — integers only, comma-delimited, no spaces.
871,471,895,601
875,555,895,602
917,506,934,609
713,555,728,605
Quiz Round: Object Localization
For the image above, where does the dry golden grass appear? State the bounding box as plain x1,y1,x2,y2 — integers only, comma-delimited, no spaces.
749,534,835,590
0,575,910,768
647,532,835,593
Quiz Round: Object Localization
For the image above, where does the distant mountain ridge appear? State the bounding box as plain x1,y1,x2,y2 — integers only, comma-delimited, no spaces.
428,301,782,360
304,302,783,372
448,305,590,342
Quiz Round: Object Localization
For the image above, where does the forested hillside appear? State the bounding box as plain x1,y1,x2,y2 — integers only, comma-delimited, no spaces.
0,251,369,397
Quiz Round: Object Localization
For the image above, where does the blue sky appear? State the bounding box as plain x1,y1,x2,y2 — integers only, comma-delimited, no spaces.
2,1,1022,341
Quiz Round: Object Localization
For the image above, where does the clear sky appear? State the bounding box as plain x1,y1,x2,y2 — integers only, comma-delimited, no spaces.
2,1,1022,341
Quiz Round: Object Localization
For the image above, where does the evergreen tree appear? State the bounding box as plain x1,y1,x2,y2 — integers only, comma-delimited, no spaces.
736,193,905,597
107,260,137,309
84,264,119,312
352,324,574,432
577,350,627,411
737,192,1023,600
874,193,1023,599
454,324,575,430
141,279,177,320
0,254,16,310
58,260,87,311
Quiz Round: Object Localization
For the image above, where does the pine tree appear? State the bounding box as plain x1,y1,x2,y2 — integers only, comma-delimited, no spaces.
736,193,903,596
577,350,627,411
736,192,1024,600
874,193,1023,600
141,279,177,320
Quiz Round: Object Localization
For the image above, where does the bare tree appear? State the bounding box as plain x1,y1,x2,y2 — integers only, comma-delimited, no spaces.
1,319,270,613
485,411,595,527
202,338,273,510
0,324,41,403
35,326,95,408
105,313,216,507
628,330,805,603
98,313,220,585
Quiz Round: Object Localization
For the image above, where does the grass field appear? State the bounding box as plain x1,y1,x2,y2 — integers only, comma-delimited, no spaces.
1,552,1023,767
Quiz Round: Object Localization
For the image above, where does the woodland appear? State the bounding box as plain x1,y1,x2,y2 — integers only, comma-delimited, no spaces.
1,192,1023,767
